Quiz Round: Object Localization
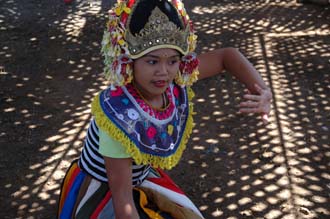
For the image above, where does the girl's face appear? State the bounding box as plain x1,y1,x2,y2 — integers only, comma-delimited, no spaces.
133,48,180,100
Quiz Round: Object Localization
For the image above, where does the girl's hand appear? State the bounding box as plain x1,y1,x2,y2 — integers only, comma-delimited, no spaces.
239,84,272,124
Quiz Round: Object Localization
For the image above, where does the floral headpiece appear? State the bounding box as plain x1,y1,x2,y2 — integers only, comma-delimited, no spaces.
101,0,199,88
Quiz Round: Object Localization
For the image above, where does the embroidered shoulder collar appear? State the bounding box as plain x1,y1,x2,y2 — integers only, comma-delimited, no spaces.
91,83,195,169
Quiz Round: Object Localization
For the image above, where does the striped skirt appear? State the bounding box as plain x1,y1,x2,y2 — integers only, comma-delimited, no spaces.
57,160,204,219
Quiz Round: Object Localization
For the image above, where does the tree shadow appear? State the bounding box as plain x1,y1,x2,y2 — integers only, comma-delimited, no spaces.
169,1,330,218
0,0,113,218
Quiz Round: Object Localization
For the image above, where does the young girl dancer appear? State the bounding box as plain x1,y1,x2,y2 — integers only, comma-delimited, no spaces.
58,0,272,218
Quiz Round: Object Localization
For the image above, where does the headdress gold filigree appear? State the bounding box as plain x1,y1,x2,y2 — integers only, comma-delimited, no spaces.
101,0,199,88
126,7,190,59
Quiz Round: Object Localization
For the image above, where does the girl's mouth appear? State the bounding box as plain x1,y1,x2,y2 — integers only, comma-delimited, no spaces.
153,80,167,88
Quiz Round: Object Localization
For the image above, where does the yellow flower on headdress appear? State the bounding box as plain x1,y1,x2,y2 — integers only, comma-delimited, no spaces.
188,34,198,52
118,39,125,46
114,2,131,16
177,2,186,16
109,18,118,27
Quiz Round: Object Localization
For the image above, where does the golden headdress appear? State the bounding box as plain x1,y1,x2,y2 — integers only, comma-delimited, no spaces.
101,0,199,88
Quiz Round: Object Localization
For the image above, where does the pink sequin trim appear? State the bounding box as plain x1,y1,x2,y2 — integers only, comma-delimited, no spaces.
126,84,175,120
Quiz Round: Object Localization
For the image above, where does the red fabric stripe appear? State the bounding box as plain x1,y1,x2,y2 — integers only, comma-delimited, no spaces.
90,191,112,219
148,169,185,195
58,162,80,215
63,165,80,199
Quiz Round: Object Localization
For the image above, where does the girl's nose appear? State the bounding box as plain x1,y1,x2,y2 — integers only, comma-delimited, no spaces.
158,62,168,75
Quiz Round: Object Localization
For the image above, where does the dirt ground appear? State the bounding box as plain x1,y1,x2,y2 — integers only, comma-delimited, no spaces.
0,0,329,218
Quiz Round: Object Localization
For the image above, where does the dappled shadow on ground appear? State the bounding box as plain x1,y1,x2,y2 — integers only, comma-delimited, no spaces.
173,1,330,218
0,0,112,218
0,0,329,218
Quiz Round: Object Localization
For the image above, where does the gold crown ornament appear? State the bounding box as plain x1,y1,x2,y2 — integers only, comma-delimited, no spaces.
101,0,199,88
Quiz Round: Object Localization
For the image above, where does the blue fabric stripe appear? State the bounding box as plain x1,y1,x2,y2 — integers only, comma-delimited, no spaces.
59,171,86,219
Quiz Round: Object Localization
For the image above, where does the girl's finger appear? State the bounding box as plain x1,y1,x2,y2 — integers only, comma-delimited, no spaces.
239,108,258,113
254,83,264,94
239,101,258,108
244,94,260,101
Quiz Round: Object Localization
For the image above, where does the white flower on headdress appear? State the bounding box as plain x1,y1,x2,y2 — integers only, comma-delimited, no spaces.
101,11,132,86
102,15,128,58
112,54,133,75
106,54,133,87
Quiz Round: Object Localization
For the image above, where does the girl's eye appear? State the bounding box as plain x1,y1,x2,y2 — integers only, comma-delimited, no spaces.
147,60,157,65
169,59,179,65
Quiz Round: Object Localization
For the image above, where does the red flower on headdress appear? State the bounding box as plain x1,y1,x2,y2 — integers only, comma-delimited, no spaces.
189,20,194,32
180,53,199,75
112,55,133,76
119,55,131,64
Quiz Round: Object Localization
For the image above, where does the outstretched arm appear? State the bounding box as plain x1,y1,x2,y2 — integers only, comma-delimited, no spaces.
197,47,272,123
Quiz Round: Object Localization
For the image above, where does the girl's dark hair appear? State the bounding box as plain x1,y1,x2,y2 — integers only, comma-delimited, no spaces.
129,0,184,35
